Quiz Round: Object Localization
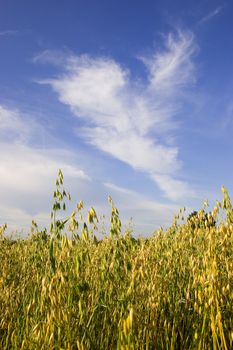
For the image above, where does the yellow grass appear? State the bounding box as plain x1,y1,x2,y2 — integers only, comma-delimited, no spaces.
0,172,232,349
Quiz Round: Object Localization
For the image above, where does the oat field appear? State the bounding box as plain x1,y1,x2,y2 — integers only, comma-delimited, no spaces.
0,172,232,349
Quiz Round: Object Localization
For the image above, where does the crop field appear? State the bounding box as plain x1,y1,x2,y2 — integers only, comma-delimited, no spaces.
0,171,233,349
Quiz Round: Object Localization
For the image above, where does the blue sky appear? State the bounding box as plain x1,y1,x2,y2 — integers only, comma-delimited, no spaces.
0,0,232,235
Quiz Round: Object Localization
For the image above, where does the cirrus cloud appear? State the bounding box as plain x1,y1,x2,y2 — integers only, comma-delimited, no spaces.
39,29,197,201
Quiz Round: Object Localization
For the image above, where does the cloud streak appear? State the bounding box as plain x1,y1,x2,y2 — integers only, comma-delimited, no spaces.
0,30,18,37
198,6,225,25
41,29,197,201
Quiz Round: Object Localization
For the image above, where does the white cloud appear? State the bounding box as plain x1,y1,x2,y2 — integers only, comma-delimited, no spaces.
0,104,53,144
0,104,89,194
32,49,69,66
198,6,225,25
152,174,195,201
0,105,30,141
0,105,90,231
143,30,196,94
82,128,180,174
0,103,192,235
0,143,89,195
41,29,197,201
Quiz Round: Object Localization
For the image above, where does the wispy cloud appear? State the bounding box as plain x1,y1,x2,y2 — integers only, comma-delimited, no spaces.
0,103,180,235
0,30,18,37
0,105,32,142
0,142,89,195
0,104,90,231
32,49,69,66
40,29,197,201
198,6,225,25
